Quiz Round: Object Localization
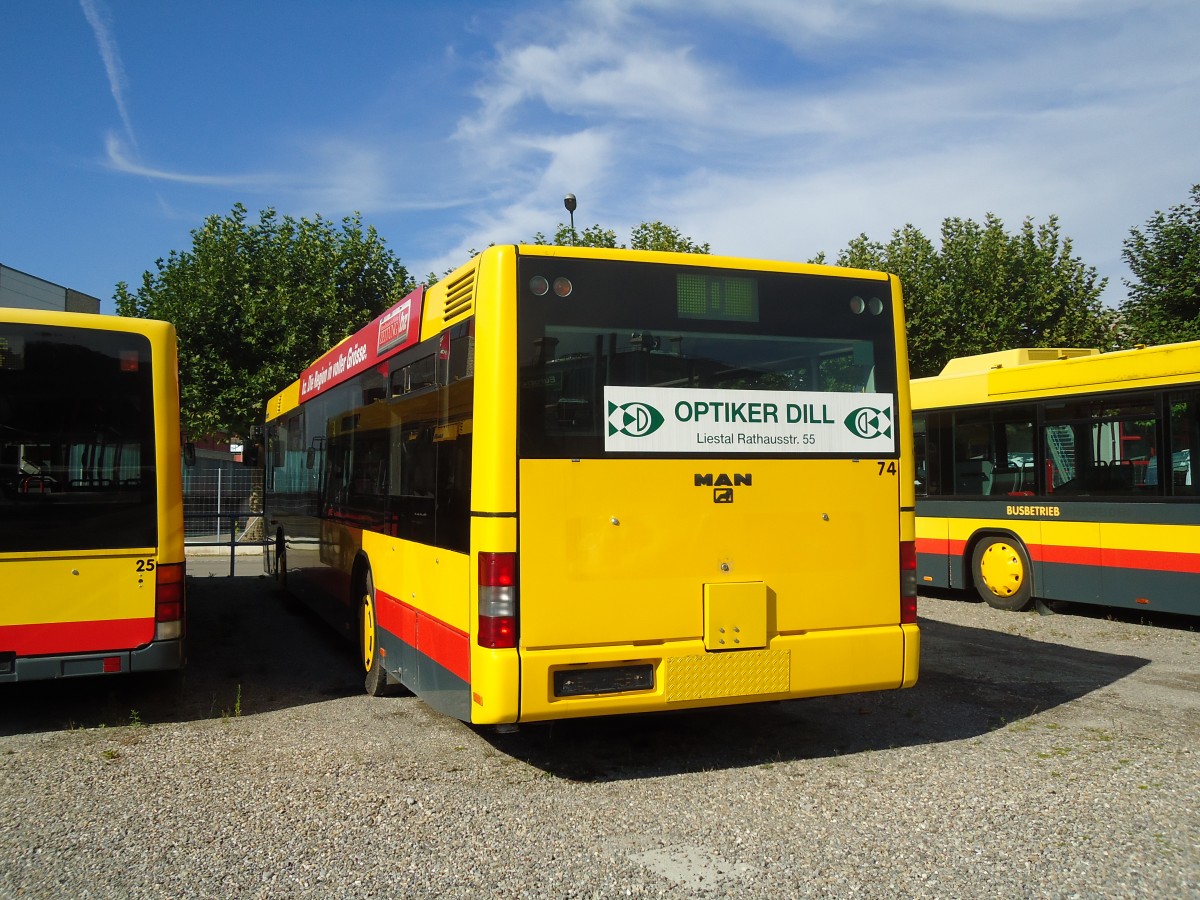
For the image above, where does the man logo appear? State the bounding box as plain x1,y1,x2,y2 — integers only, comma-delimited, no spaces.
845,406,892,440
607,401,665,438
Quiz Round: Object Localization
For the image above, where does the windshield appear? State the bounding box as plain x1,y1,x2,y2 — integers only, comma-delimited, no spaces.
517,256,898,458
0,322,157,552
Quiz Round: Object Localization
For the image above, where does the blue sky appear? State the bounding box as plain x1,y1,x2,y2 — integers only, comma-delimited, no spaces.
2,1,1198,315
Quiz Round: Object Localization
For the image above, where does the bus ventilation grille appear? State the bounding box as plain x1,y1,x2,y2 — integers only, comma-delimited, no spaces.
443,267,476,323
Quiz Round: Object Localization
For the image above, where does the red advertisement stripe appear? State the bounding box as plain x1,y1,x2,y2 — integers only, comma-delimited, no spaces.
375,589,470,682
0,618,154,656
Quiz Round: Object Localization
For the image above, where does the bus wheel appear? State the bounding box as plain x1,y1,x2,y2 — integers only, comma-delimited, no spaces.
971,537,1034,612
361,570,401,697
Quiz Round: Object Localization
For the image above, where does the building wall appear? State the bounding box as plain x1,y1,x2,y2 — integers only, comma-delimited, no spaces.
0,263,100,313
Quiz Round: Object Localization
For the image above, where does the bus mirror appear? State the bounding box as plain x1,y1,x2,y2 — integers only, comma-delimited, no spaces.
183,443,196,467
306,448,316,469
242,442,260,468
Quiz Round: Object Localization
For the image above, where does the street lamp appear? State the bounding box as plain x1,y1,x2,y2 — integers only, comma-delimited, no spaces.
564,194,577,246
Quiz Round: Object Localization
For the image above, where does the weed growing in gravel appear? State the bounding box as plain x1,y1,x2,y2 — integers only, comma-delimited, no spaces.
220,684,244,721
128,709,142,728
102,748,120,761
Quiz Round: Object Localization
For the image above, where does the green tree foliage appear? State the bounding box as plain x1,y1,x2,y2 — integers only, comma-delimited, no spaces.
630,221,711,254
817,214,1110,377
530,220,709,253
115,203,410,438
1120,183,1200,346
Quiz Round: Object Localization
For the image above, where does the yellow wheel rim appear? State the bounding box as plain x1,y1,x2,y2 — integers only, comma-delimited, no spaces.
362,592,376,672
978,542,1025,598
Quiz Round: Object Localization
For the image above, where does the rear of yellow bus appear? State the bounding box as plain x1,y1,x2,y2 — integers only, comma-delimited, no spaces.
0,311,185,682
470,247,917,724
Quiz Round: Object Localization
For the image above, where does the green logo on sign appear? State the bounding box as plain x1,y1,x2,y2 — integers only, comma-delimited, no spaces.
607,401,665,438
844,406,892,440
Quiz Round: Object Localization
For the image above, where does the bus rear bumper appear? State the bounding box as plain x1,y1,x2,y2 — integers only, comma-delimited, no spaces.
517,624,918,722
0,639,185,683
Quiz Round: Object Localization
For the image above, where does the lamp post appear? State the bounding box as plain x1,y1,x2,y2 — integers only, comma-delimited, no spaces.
564,194,577,246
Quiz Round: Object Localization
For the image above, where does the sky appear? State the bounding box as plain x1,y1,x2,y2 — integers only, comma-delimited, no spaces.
2,0,1198,316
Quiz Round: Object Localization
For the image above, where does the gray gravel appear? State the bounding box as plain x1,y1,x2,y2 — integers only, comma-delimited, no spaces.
2,571,1197,898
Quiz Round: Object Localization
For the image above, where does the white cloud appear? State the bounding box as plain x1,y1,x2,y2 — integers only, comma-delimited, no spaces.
79,0,137,151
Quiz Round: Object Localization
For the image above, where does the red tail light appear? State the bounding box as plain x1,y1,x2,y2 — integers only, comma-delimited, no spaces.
478,552,517,649
155,562,186,640
900,541,917,624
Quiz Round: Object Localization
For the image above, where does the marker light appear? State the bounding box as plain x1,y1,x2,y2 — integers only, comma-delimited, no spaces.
478,552,517,649
530,275,549,296
900,541,918,624
155,562,186,641
868,296,884,316
849,296,865,315
552,277,573,298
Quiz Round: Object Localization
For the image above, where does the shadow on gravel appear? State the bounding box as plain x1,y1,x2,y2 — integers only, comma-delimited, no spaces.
922,586,1200,631
3,576,1152,783
0,574,361,736
487,615,1150,783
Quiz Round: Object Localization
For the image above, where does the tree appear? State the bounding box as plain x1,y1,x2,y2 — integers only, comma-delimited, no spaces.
115,204,410,438
817,214,1111,377
530,220,709,253
1120,183,1200,346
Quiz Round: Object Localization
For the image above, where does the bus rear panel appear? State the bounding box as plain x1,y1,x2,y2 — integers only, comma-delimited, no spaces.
0,311,185,682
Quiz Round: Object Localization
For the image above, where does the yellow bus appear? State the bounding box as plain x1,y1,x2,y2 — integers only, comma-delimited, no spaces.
912,342,1200,614
263,245,918,724
1,309,186,681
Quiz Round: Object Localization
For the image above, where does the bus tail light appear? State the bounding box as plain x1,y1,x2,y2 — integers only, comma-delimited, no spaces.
478,552,517,649
155,562,186,641
900,541,918,624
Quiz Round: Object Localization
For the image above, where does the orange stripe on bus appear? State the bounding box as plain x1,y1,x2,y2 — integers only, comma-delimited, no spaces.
0,618,155,656
375,589,470,683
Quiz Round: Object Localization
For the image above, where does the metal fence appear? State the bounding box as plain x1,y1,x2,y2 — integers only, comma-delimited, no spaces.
182,461,260,541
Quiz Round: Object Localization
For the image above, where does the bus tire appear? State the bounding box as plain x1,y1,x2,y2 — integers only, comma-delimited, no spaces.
361,569,403,697
971,536,1034,612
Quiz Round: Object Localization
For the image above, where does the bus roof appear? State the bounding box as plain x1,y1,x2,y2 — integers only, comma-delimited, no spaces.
912,339,1200,410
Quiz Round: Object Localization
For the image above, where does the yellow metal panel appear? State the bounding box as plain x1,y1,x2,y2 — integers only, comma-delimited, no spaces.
361,532,469,633
901,623,921,688
151,322,185,563
469,247,518,516
702,582,767,650
1,551,157,625
468,514,520,723
469,647,520,725
518,457,901,649
265,380,301,422
665,648,789,700
517,625,907,721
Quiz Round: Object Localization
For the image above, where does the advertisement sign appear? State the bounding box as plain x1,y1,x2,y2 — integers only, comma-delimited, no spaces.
299,286,424,402
603,385,894,454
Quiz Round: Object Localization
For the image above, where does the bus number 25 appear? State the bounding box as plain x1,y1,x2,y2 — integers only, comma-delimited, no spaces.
876,461,897,476
136,558,156,573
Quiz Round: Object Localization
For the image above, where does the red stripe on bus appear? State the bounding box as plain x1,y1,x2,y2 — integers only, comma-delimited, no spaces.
915,537,967,556
918,537,1199,575
375,589,470,683
1099,547,1200,574
0,618,154,656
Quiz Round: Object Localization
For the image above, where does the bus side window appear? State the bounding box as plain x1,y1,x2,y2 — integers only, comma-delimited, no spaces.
1169,391,1199,496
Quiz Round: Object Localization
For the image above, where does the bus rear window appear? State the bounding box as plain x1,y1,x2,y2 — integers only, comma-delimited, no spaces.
517,257,897,458
0,324,157,552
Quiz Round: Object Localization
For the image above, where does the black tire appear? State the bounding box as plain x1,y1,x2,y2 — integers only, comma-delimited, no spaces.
971,536,1034,612
361,570,403,697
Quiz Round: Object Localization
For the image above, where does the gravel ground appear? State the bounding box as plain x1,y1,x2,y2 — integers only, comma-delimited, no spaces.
1,570,1197,899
